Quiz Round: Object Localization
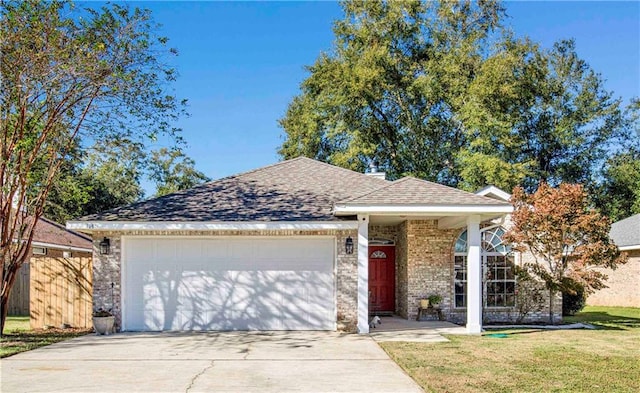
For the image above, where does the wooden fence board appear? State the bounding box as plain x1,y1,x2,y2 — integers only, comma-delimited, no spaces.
30,257,92,329
7,262,30,315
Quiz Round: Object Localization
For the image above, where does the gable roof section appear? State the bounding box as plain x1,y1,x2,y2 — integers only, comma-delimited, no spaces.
78,157,389,222
340,177,510,206
610,214,640,249
33,217,92,250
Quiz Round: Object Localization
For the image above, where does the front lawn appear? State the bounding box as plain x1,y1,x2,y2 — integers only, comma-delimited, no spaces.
1,316,90,358
380,306,640,393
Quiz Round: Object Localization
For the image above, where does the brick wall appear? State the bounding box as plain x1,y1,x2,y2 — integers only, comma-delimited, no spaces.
404,220,458,320
91,229,358,332
587,250,640,308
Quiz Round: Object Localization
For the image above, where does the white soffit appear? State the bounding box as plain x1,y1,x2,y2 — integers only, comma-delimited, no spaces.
475,185,512,202
66,221,358,232
333,204,513,216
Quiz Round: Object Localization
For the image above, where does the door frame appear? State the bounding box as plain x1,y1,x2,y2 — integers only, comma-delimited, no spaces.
368,244,396,315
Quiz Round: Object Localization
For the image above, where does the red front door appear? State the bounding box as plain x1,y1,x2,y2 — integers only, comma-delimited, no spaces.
368,245,395,314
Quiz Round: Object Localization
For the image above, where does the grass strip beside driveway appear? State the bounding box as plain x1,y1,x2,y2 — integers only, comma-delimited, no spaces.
380,307,640,393
1,316,90,358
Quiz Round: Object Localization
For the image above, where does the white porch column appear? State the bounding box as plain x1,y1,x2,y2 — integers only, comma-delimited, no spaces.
357,214,369,334
466,215,482,334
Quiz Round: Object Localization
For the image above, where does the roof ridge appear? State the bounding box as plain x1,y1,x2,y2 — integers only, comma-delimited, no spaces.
341,176,410,203
87,158,306,218
293,156,391,184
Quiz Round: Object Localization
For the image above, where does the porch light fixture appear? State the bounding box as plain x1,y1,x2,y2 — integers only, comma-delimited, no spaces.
345,236,354,254
99,237,111,255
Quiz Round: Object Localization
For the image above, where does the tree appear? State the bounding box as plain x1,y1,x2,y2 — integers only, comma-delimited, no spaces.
590,99,640,221
148,148,210,197
279,1,631,195
279,0,505,183
42,142,146,223
459,39,628,192
592,149,640,222
504,183,627,323
0,0,185,334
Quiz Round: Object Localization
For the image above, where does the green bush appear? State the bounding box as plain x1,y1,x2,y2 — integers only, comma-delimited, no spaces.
562,285,586,316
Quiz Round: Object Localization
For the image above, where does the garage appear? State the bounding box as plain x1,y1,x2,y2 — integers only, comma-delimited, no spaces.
122,237,336,331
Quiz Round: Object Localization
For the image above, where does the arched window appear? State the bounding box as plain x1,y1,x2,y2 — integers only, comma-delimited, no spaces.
454,227,516,308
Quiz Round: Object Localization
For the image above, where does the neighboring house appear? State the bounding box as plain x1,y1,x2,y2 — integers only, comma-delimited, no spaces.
8,217,92,315
68,157,552,334
587,214,640,308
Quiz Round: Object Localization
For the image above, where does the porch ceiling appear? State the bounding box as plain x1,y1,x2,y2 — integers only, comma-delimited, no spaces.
368,213,506,228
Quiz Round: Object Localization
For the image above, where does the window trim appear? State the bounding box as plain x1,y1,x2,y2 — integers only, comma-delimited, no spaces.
453,227,516,309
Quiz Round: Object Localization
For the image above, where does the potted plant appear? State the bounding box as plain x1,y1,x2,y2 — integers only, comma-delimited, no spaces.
427,294,443,308
92,308,115,335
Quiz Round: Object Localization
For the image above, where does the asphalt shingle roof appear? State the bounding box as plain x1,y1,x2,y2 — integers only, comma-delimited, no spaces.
79,157,389,222
340,177,510,206
34,218,92,249
610,214,640,248
78,157,510,222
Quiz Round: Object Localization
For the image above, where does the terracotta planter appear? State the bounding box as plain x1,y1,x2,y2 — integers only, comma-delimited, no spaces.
419,299,430,308
92,316,115,335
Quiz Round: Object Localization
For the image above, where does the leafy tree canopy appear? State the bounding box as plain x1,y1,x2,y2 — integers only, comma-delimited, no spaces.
504,183,627,323
148,147,211,197
0,0,186,333
279,0,636,203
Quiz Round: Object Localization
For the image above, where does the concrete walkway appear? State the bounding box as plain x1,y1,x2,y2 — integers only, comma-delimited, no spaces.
1,331,424,393
369,316,467,343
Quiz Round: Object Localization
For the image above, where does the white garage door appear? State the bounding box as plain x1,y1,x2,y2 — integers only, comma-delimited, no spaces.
123,237,335,331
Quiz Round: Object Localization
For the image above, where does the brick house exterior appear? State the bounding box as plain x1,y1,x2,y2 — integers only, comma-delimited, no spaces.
70,157,553,334
587,214,640,308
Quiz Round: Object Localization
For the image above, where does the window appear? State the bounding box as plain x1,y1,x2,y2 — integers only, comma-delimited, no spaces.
370,250,387,259
454,255,467,307
453,227,516,308
32,246,47,255
485,255,516,307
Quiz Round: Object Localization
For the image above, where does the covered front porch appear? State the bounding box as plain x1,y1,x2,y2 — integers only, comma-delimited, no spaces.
333,178,513,334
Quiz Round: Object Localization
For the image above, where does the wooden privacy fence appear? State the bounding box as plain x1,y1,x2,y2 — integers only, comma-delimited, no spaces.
30,257,93,329
7,262,30,315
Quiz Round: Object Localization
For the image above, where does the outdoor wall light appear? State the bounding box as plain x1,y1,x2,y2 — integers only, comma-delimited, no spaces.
345,236,354,254
99,237,111,255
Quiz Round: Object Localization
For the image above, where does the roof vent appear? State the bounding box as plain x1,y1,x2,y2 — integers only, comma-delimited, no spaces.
366,161,386,180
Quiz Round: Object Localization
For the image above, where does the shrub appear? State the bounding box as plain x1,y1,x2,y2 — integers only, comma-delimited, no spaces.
562,284,586,316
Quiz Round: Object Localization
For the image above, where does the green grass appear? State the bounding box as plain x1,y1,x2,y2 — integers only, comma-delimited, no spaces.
1,316,90,358
381,306,640,393
564,306,640,329
3,315,30,333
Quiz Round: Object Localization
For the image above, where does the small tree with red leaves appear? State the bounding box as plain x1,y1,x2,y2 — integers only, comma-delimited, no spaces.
504,183,627,323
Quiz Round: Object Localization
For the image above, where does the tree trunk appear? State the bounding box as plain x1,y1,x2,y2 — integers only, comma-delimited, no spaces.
548,288,555,324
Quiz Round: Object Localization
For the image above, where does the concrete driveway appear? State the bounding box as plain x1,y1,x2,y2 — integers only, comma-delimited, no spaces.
1,332,423,393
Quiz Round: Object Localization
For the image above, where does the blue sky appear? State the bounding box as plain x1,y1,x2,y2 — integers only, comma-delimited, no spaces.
132,1,639,194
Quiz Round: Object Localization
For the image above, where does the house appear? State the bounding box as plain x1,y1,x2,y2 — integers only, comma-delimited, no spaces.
8,217,92,316
67,157,554,334
587,214,640,308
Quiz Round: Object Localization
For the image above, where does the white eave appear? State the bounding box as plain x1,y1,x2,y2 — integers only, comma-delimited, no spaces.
619,245,640,251
66,220,359,232
31,241,92,253
333,204,513,216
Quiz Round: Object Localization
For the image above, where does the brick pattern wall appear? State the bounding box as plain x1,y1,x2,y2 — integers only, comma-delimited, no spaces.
587,250,640,308
404,220,458,320
91,229,358,332
92,234,122,329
